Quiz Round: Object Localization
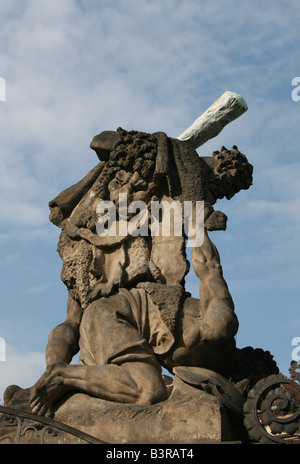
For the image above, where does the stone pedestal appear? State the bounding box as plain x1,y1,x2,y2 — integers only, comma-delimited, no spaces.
53,375,247,444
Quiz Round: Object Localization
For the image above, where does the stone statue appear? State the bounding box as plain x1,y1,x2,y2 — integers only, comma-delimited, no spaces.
4,93,279,443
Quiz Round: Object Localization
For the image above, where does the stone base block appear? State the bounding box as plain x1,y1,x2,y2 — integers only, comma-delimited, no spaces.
53,375,248,444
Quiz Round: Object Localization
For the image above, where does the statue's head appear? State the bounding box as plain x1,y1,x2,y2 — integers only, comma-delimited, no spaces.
207,146,253,201
108,170,151,207
92,128,158,209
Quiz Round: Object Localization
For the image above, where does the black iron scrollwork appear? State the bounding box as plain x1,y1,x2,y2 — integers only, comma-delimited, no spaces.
243,364,300,444
0,405,106,444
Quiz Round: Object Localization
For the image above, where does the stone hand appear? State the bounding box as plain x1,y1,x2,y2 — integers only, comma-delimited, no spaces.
30,362,68,416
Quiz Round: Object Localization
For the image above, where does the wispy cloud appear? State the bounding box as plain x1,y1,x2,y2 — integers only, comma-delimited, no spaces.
0,344,45,402
24,281,54,294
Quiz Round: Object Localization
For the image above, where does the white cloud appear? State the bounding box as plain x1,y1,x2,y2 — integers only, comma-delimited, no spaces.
24,281,54,294
3,252,20,265
0,344,45,403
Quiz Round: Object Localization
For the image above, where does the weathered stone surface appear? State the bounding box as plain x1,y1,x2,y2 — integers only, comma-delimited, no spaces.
54,375,248,444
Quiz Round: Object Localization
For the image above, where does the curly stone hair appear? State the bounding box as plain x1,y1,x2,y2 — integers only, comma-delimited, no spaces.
93,127,157,201
208,145,253,201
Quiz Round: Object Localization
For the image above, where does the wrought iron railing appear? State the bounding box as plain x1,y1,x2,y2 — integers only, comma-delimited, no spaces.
0,405,107,444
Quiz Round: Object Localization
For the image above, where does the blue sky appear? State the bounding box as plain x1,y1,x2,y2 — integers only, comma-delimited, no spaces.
0,0,300,401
